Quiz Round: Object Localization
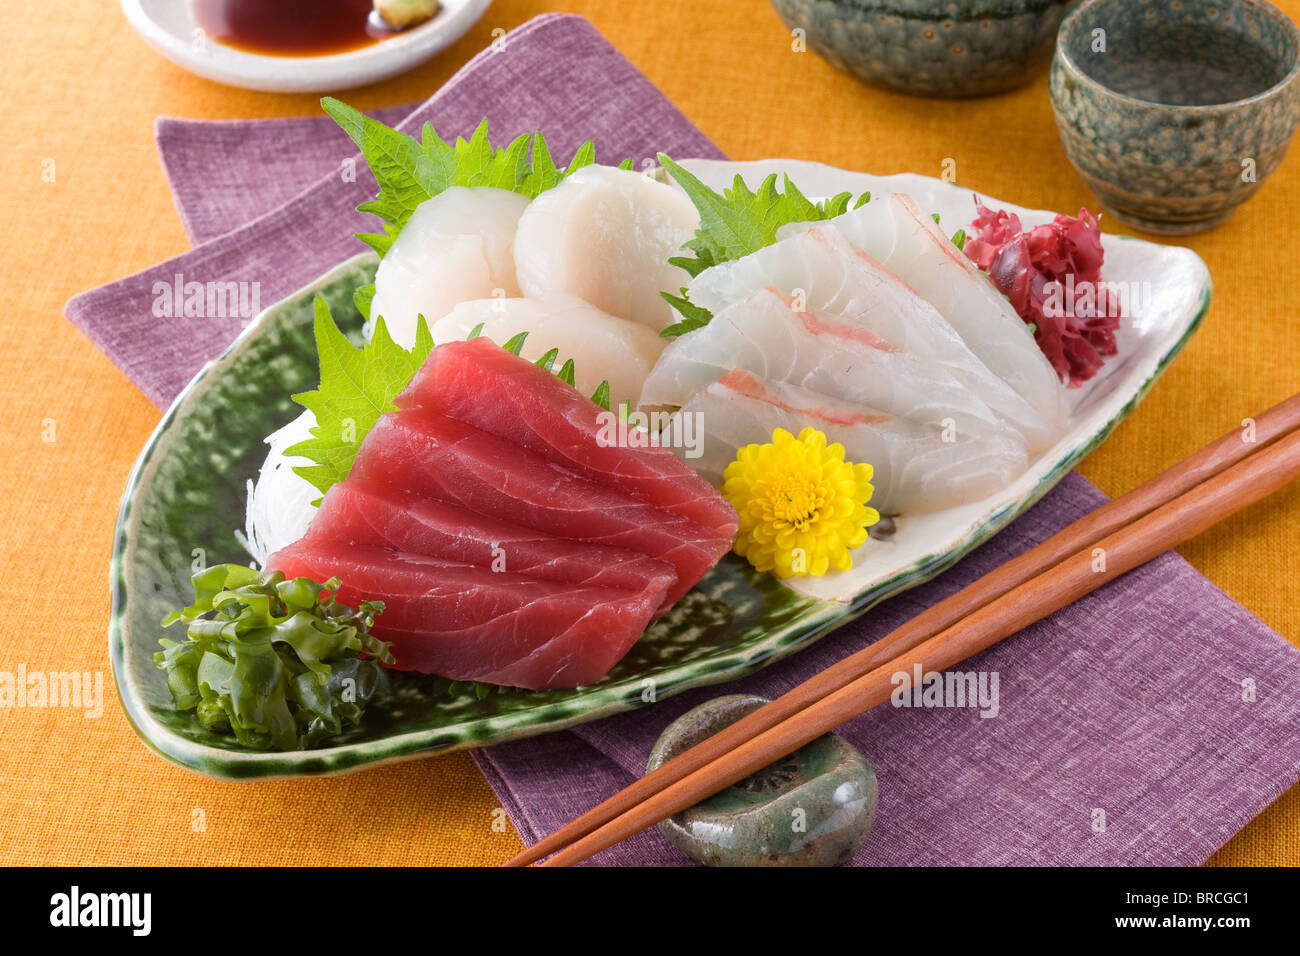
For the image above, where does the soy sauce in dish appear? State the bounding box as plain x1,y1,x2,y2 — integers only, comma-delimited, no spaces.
191,0,396,58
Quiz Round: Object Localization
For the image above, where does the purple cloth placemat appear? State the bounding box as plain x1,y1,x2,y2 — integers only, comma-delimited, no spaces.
66,13,1300,866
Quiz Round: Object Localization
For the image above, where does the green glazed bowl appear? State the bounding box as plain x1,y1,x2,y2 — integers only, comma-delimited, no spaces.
769,0,1081,97
1050,0,1300,234
110,159,1211,779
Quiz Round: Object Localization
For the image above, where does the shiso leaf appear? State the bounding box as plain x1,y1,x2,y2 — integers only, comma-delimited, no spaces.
658,289,716,339
657,154,870,279
501,331,529,356
564,140,596,177
590,380,611,411
556,359,576,387
323,98,624,254
286,296,434,498
323,98,431,234
155,564,393,751
520,132,561,197
353,282,376,321
535,347,559,372
656,154,870,336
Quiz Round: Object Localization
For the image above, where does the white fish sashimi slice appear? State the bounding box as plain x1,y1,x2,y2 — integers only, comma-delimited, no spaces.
513,165,699,332
640,287,1026,451
788,192,1068,430
686,227,1059,452
369,186,530,348
431,294,663,410
679,371,1029,515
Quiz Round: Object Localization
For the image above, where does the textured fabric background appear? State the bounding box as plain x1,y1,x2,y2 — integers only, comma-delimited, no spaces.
2,1,1298,866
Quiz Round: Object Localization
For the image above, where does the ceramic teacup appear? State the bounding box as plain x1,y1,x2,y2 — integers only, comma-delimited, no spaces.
1050,0,1300,233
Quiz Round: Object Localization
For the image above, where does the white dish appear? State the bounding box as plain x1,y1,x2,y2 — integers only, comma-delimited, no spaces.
120,0,491,93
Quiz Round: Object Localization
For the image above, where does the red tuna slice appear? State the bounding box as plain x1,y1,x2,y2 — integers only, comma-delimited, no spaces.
349,407,729,609
396,337,739,541
307,478,675,610
267,539,657,689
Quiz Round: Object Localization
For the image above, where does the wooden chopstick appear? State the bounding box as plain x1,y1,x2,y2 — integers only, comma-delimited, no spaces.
537,424,1300,866
505,393,1300,867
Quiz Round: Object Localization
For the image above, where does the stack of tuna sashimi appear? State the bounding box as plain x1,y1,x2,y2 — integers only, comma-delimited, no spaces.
268,337,738,690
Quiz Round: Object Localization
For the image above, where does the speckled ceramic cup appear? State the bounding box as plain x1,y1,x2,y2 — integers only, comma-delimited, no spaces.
647,695,878,867
1050,0,1300,233
768,0,1081,97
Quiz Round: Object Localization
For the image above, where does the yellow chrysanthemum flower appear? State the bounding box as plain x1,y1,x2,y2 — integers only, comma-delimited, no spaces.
721,427,879,578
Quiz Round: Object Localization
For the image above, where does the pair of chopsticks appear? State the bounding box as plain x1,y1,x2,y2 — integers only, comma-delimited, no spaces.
506,392,1300,868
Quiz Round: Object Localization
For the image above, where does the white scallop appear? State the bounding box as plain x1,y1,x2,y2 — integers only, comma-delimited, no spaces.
512,165,699,332
368,186,530,347
432,294,664,410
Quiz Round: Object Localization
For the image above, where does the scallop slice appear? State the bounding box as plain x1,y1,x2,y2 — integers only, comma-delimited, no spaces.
512,165,699,333
369,186,531,348
431,294,665,410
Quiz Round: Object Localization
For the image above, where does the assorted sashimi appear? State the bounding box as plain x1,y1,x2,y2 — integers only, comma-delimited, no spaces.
676,370,1029,514
513,165,700,331
168,106,1139,752
429,293,663,409
253,173,1088,692
266,339,737,689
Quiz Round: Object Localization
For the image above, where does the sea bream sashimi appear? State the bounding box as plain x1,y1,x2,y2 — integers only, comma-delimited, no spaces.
305,478,676,607
349,406,731,609
676,370,1029,514
398,336,739,541
683,227,1060,452
429,293,662,411
268,539,659,689
781,192,1067,426
639,286,1028,453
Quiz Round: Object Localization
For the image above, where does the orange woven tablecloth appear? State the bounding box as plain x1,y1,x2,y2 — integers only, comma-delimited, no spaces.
1,0,1296,866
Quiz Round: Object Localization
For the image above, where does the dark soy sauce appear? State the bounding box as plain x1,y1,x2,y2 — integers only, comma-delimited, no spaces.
191,0,395,57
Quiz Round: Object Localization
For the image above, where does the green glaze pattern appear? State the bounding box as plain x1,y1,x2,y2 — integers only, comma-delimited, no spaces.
769,0,1080,98
112,227,1210,778
1050,0,1300,233
648,695,878,866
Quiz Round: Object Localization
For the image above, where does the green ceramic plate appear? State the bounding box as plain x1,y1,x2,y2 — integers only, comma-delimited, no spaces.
110,163,1212,779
